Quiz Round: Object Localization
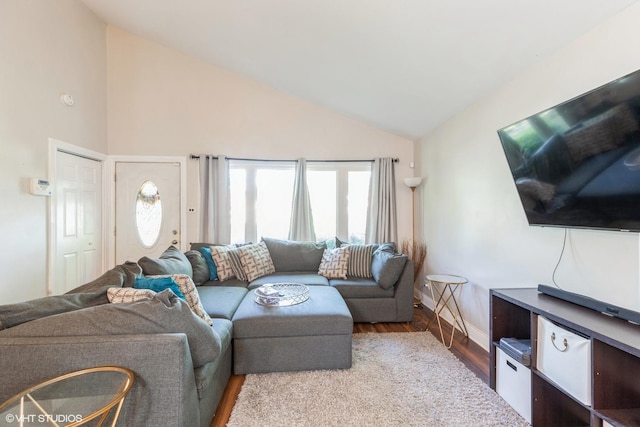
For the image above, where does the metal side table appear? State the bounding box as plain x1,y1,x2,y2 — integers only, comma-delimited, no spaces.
425,274,469,348
0,366,134,427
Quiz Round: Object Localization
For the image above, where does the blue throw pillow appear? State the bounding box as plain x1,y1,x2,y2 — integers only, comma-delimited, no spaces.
134,276,186,300
200,247,218,280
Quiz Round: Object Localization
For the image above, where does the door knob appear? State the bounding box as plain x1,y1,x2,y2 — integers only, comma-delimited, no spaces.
172,240,178,245
172,230,178,235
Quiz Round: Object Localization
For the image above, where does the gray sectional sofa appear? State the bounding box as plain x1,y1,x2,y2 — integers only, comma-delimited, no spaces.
0,238,413,427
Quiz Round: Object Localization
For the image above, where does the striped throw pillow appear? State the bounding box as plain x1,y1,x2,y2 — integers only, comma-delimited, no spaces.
345,244,374,278
210,245,248,281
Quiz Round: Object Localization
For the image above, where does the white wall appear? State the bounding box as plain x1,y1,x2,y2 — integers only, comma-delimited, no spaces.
419,3,640,349
106,28,416,249
0,0,107,304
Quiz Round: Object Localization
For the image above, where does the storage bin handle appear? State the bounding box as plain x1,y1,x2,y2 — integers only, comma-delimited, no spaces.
551,332,568,352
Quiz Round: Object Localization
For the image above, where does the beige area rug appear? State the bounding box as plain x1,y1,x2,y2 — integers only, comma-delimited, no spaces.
227,332,529,427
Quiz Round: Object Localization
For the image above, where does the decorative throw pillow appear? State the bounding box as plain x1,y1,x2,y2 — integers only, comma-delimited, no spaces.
185,250,210,286
371,248,408,290
209,245,235,281
199,247,218,281
318,247,350,279
138,246,193,277
134,276,186,300
336,243,373,278
209,245,248,281
107,287,156,303
237,242,275,281
167,274,213,326
227,247,247,281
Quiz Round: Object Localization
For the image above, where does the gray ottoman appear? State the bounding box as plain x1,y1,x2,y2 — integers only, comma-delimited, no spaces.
231,286,353,374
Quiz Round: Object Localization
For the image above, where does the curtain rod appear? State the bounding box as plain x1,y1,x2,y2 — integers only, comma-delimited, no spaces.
189,155,398,163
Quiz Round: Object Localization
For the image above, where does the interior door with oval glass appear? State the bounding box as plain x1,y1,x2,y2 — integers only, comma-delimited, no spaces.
115,162,181,264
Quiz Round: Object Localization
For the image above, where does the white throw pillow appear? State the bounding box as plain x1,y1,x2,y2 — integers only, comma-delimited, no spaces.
238,242,275,281
107,287,156,303
318,247,350,279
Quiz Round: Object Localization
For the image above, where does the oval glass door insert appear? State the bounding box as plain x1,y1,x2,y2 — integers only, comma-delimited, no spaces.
135,180,162,247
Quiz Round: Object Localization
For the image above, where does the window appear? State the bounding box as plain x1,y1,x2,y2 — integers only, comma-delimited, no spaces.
135,180,162,247
229,160,371,244
230,161,294,243
307,163,371,245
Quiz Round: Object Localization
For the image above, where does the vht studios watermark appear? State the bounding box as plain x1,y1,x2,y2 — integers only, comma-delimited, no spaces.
5,413,83,424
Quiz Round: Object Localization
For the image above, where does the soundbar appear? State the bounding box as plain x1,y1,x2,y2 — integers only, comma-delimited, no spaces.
538,284,640,325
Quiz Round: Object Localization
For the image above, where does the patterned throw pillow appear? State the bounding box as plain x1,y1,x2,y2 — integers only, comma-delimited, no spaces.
107,287,156,303
345,244,374,278
318,246,350,279
148,274,213,326
209,245,247,281
237,242,276,281
133,276,186,300
227,248,247,281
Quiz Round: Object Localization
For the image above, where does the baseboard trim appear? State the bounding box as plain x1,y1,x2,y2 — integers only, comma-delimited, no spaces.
416,288,489,352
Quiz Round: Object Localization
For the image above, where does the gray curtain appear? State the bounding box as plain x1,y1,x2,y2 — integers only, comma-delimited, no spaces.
365,157,397,244
288,158,316,241
198,155,230,244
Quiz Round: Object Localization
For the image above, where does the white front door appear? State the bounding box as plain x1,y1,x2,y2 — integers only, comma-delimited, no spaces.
115,162,182,264
55,151,103,294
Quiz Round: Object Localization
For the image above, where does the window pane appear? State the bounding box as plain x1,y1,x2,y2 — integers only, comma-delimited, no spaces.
230,169,246,243
256,168,294,240
135,180,162,247
502,119,545,155
348,171,370,244
307,170,337,243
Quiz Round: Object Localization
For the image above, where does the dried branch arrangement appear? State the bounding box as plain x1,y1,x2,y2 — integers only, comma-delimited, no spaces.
400,239,427,285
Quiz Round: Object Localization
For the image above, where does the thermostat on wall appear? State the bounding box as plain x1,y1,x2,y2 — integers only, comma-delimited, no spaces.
30,178,52,196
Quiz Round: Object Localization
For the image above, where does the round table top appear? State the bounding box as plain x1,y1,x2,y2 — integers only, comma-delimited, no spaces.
0,366,134,426
426,274,468,285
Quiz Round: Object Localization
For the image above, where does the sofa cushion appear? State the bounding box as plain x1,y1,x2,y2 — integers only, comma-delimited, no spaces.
197,286,248,320
318,247,350,280
371,248,408,289
0,262,141,331
262,237,326,271
134,276,186,300
138,246,193,277
329,277,395,298
248,272,330,289
0,290,221,368
185,250,210,286
237,242,275,281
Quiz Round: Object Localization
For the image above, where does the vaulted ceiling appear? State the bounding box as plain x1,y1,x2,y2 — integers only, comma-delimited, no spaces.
81,0,638,140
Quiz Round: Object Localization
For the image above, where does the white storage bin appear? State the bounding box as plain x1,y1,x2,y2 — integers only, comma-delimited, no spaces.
537,316,592,405
496,347,531,423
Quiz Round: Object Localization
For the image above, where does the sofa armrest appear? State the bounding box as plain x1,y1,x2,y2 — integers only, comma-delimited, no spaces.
394,259,414,322
0,333,200,427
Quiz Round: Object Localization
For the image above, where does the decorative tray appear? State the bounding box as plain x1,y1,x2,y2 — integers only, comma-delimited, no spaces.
254,283,310,306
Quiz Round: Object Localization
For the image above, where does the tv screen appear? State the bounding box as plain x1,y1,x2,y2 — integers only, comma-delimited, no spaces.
497,69,640,232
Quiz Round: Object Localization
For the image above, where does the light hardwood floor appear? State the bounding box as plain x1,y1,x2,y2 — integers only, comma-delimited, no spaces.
210,303,489,426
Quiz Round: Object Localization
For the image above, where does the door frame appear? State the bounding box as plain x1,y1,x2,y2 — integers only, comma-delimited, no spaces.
107,156,187,269
48,138,108,296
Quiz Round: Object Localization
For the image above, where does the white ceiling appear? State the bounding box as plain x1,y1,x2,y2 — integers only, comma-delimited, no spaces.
81,0,637,140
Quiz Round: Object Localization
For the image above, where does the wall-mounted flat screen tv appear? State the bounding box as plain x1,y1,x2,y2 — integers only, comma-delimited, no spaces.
497,69,640,232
